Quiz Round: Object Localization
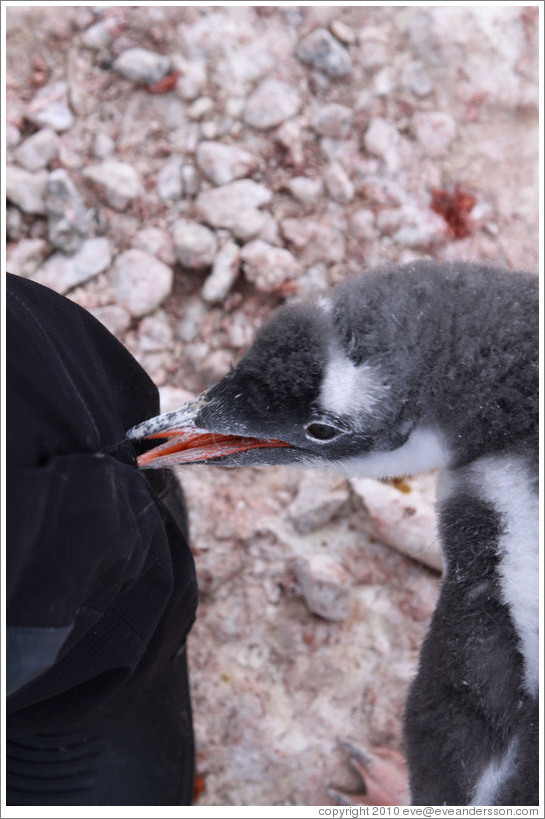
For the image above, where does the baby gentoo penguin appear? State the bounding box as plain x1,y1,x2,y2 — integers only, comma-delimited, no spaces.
128,261,539,806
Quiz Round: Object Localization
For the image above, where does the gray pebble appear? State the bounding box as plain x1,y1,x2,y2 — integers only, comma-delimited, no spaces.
113,47,171,85
46,169,89,254
297,28,352,77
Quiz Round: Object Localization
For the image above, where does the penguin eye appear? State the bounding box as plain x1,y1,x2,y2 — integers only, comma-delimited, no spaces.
305,422,343,441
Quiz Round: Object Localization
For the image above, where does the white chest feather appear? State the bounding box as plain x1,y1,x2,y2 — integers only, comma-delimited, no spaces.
461,455,539,696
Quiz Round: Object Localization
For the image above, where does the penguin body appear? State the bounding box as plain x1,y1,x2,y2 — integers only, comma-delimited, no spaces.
128,262,539,805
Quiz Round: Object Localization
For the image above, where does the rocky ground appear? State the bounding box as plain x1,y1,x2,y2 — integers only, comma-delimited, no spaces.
5,4,539,807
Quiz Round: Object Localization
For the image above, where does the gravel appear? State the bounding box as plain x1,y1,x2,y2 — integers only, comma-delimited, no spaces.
5,4,538,807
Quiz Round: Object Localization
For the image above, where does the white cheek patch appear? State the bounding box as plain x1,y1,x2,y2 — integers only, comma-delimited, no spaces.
469,455,539,697
319,355,388,422
332,427,450,479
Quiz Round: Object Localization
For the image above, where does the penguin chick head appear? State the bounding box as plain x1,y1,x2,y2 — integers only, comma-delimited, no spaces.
128,269,450,476
127,262,537,475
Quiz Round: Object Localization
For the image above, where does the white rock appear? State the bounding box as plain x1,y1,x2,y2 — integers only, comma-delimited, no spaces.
172,220,218,270
13,128,59,171
6,123,21,149
329,19,357,45
6,166,48,214
364,117,400,171
350,474,443,572
138,311,174,352
197,141,258,186
412,111,457,158
358,38,388,70
32,237,112,294
323,161,354,203
26,82,74,132
297,28,352,77
82,20,112,50
244,77,301,130
202,240,241,303
133,227,175,267
196,179,272,240
177,298,207,343
312,103,353,138
93,133,115,159
157,155,184,201
89,305,131,336
241,240,303,292
6,207,23,241
294,554,351,621
288,176,324,203
400,60,433,97
172,55,207,100
275,119,305,166
287,472,350,535
112,249,173,317
113,47,171,85
46,169,89,254
349,209,376,241
83,161,142,210
281,217,345,264
187,96,214,120
181,164,199,197
7,239,49,278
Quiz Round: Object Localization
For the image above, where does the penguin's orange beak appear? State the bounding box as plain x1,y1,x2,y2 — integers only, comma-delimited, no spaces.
135,426,291,469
